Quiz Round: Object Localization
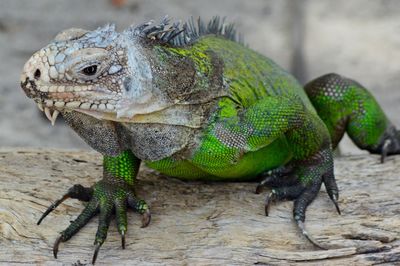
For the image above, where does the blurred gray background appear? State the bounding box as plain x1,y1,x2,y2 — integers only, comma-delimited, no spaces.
1,0,400,155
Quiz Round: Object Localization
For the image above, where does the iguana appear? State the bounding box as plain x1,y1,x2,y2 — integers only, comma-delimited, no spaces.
20,17,400,264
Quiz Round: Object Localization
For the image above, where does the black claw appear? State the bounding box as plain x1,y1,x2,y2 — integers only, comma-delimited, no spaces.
325,188,341,215
141,209,151,228
38,184,93,225
381,139,391,164
264,204,269,216
264,192,275,216
322,172,341,215
331,194,341,215
296,220,327,250
92,242,103,265
53,235,62,259
121,231,126,249
38,195,69,225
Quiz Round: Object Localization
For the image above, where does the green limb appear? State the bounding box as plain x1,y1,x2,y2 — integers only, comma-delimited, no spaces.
305,73,400,162
52,180,150,264
103,150,141,186
38,150,150,264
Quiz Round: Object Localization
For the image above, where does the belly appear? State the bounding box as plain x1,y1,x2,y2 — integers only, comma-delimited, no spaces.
145,136,292,181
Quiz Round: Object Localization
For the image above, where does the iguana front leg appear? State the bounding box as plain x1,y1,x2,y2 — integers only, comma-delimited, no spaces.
37,150,150,264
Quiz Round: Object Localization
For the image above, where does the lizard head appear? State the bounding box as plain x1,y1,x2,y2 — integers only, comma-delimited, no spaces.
20,22,170,125
21,17,230,127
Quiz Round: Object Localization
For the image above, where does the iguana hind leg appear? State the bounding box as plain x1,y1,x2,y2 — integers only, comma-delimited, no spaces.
194,95,340,249
305,73,400,163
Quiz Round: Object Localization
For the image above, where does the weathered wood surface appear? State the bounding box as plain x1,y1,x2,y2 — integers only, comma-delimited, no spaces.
0,149,399,265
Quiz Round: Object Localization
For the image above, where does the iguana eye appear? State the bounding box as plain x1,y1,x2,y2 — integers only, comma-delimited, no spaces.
82,65,98,76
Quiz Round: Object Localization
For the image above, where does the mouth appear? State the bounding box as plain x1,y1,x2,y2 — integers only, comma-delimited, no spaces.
22,80,118,126
35,96,118,126
23,80,203,128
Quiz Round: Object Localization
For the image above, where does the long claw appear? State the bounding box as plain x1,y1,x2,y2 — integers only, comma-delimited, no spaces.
38,194,69,225
296,220,328,250
53,235,62,259
92,242,103,265
264,192,276,216
322,172,341,215
264,189,277,216
121,230,126,249
141,209,151,228
331,194,341,215
38,184,93,225
381,139,391,164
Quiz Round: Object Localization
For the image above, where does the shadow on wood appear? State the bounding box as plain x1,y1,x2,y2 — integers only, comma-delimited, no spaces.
0,149,399,265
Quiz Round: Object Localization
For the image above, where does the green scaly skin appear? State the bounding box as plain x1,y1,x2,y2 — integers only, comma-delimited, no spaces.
148,37,327,181
305,73,400,159
21,19,400,263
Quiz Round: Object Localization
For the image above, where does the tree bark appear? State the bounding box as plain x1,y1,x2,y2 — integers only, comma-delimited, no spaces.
0,149,399,265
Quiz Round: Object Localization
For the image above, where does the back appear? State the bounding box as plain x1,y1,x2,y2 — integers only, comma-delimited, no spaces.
193,36,316,112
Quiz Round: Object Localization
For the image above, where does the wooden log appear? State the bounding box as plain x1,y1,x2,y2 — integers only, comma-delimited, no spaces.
0,149,399,265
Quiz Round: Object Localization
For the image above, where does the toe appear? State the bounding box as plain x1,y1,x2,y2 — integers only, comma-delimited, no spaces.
54,199,98,258
92,202,113,264
127,195,149,214
38,184,93,225
61,199,99,241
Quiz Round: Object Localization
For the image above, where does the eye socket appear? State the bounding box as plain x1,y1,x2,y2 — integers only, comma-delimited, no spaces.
81,65,98,76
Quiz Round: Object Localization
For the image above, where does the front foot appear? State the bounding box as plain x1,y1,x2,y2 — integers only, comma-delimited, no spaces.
38,180,150,264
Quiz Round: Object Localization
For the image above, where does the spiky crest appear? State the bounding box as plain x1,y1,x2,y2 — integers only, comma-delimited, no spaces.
125,16,243,46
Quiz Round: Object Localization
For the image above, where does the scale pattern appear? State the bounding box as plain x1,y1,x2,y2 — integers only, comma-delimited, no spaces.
19,17,400,263
305,73,391,151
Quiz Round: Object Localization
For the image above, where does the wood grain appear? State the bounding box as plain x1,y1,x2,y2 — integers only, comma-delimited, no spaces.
0,149,399,265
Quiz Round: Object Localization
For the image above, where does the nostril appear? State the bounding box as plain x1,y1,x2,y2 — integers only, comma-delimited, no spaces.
34,69,41,80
